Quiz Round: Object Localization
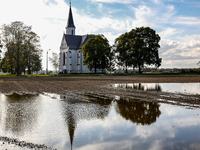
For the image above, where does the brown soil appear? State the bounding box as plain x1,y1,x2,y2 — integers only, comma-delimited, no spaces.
0,75,200,107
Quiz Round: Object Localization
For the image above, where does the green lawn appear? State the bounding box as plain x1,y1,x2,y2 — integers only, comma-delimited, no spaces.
0,72,199,77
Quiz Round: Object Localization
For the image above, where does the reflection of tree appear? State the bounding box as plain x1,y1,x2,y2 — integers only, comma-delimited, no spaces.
117,83,162,91
60,93,112,149
1,94,40,136
115,98,161,125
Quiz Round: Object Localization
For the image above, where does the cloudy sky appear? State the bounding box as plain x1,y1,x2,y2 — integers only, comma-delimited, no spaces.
0,0,200,69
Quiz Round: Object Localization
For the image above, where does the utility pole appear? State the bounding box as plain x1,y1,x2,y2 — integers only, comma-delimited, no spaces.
46,49,51,75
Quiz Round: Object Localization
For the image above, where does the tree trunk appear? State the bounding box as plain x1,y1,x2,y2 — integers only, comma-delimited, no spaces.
138,65,142,74
125,60,128,73
17,38,20,76
95,64,97,74
28,66,31,74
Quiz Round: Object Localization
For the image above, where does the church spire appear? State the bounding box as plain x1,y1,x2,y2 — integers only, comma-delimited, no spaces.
66,0,76,35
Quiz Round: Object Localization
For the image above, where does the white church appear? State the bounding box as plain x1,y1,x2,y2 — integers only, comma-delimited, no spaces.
59,3,102,74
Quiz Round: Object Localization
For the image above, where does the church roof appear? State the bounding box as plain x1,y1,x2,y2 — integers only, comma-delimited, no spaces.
66,5,75,28
64,34,95,50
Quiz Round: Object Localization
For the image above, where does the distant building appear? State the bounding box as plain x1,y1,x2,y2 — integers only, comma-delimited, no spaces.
59,3,101,73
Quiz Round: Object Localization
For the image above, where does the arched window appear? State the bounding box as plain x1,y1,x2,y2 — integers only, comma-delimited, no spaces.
63,52,65,65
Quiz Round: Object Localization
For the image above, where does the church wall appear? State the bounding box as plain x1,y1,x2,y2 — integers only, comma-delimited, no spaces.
59,36,68,72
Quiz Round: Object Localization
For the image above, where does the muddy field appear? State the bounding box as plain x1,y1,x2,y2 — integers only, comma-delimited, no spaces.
0,75,200,106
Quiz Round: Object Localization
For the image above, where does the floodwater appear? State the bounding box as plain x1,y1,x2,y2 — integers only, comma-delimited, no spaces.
0,84,200,150
111,83,200,94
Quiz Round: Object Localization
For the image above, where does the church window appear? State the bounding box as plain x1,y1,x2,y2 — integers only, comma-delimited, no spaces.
63,52,65,65
70,57,72,64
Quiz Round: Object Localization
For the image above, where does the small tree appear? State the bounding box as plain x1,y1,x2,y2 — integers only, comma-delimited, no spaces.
82,34,111,73
0,38,2,71
49,52,59,73
197,61,200,68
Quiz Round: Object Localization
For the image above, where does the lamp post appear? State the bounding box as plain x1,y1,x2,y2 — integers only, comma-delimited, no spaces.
46,49,51,75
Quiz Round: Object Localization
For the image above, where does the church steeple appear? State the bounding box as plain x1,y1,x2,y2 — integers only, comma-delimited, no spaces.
66,1,76,35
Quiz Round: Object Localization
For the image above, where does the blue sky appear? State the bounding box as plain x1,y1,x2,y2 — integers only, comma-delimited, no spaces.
0,0,200,69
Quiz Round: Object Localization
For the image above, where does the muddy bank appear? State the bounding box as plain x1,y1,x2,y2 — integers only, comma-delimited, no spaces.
0,136,56,150
0,75,200,106
0,75,200,94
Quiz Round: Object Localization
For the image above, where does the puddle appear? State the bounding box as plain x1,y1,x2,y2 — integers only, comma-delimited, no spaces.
111,83,200,95
0,92,200,149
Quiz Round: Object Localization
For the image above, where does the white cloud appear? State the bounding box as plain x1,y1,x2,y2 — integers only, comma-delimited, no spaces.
159,28,181,41
174,16,200,25
160,40,200,68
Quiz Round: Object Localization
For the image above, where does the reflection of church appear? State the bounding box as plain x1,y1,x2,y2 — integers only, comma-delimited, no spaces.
60,92,161,149
60,93,112,149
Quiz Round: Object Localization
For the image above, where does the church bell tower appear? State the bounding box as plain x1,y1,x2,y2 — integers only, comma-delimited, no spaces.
66,2,76,35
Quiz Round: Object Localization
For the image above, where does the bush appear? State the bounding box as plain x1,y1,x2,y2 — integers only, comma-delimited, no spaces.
180,69,186,73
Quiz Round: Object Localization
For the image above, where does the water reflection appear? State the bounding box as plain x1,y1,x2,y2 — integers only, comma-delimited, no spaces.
60,93,112,149
115,98,161,125
114,83,162,91
59,92,161,149
0,94,40,136
112,83,200,94
0,92,199,150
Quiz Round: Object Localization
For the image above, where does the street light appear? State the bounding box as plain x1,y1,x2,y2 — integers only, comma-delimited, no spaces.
46,49,51,75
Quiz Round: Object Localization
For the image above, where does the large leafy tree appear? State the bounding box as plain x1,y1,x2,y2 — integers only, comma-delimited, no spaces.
114,27,162,74
49,52,59,73
114,32,130,73
82,34,111,73
106,49,116,73
128,27,162,74
1,21,42,75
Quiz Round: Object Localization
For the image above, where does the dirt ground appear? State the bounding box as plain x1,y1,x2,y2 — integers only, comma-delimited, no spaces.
0,75,200,107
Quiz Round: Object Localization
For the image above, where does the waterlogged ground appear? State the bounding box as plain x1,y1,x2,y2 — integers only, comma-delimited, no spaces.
111,83,200,94
0,83,200,149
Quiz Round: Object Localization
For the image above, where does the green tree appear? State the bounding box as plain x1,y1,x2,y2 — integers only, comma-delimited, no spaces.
128,27,162,74
0,38,2,71
1,21,42,75
82,34,111,73
114,32,130,73
106,49,116,73
197,61,200,68
49,52,59,73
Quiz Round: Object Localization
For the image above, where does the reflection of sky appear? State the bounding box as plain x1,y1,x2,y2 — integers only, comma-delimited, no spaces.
113,83,200,94
0,93,200,149
72,103,200,150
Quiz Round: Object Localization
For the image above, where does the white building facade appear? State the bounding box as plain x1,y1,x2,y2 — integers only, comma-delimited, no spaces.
59,4,102,73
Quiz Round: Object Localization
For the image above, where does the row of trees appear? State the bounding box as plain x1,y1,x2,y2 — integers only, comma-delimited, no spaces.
0,21,42,75
82,27,162,74
0,22,161,75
